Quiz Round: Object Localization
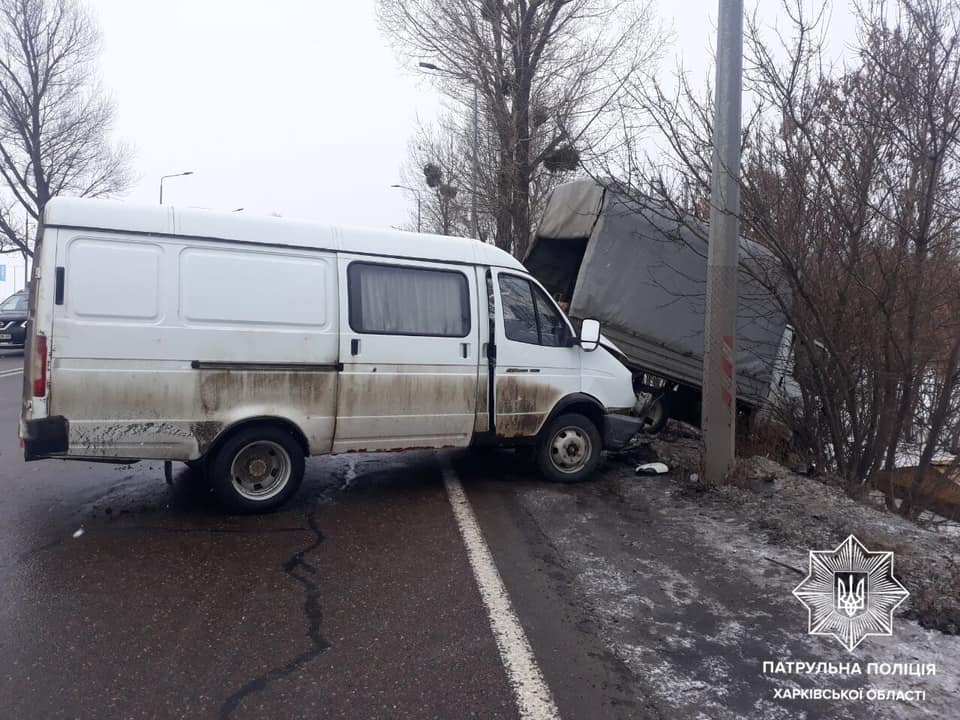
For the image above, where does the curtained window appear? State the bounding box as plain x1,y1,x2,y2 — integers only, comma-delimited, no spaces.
348,262,470,337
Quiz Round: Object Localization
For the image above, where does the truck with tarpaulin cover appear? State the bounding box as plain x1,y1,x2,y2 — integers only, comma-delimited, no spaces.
524,179,796,431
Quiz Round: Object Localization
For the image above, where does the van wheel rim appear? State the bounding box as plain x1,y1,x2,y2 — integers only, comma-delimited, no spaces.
230,441,291,501
549,426,591,474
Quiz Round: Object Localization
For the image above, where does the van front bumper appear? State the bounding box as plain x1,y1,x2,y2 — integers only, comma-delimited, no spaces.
22,416,69,461
603,412,643,450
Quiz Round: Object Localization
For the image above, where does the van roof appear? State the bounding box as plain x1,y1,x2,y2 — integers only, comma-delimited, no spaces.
43,197,526,271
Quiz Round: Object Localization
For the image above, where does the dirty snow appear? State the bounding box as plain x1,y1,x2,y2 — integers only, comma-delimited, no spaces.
509,435,960,720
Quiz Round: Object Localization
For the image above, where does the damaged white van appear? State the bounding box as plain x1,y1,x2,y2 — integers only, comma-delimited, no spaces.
20,199,643,511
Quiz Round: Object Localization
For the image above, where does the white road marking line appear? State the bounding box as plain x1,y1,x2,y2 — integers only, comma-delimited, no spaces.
0,368,23,378
441,454,561,720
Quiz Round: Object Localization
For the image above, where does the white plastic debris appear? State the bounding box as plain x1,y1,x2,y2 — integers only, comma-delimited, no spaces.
72,528,84,539
635,462,669,476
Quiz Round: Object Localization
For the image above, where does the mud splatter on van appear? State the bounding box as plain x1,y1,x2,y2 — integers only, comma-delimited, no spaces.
494,377,563,438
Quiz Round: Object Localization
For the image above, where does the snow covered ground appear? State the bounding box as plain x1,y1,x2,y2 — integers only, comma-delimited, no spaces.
504,450,960,719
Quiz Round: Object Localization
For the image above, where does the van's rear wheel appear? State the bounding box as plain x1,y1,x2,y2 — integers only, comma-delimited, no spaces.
210,426,304,513
536,413,602,483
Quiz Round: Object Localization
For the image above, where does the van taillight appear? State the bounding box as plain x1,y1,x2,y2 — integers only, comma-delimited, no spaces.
33,334,47,397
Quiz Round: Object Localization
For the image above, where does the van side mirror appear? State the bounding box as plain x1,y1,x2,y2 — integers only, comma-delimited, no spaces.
580,318,601,351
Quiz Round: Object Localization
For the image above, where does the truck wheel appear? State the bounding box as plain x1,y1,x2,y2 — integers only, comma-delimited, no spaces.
537,413,602,483
209,426,305,513
640,394,669,435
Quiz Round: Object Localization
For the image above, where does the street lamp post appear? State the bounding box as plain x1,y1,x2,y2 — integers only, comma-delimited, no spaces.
159,171,194,205
391,184,421,232
418,61,480,240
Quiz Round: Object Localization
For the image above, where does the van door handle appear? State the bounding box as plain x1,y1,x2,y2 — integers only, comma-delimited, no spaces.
461,342,470,358
351,338,360,356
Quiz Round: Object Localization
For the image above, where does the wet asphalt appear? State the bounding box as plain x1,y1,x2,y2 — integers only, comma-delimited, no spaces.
0,349,647,720
3,348,956,719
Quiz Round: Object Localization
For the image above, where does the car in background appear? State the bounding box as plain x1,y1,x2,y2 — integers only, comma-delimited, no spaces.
0,290,27,348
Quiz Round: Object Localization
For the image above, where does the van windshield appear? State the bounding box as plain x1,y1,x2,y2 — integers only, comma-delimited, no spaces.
0,293,26,312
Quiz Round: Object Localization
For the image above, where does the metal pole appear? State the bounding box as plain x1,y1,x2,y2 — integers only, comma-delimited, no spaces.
160,172,193,205
701,0,743,484
390,184,422,232
471,84,480,240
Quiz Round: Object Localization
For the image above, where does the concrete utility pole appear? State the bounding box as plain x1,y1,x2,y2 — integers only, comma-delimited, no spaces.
702,0,743,484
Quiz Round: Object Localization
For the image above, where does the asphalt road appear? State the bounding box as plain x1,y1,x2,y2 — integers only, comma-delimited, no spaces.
1,349,957,720
0,352,644,720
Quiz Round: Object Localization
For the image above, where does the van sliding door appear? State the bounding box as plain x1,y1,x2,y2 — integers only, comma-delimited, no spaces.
333,255,481,452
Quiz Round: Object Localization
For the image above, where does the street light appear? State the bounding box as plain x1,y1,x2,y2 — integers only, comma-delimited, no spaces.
391,184,421,233
159,171,194,205
418,61,480,240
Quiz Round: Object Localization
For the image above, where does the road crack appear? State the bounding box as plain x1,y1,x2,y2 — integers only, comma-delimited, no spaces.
219,503,331,719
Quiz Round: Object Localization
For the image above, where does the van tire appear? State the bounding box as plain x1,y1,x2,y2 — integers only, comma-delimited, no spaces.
209,426,305,513
536,413,602,483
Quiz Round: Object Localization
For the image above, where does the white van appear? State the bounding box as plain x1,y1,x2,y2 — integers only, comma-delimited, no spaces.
20,199,643,511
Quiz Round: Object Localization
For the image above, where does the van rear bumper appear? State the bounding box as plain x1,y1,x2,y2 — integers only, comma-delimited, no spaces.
603,412,643,450
22,416,69,461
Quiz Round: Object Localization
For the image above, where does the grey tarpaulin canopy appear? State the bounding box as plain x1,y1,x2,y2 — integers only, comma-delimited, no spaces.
524,179,788,406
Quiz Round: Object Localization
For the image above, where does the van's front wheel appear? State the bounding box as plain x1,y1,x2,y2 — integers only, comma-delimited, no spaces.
210,427,305,513
537,413,602,483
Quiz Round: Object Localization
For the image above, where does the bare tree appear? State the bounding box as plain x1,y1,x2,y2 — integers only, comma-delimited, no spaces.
399,118,470,236
379,0,665,256
0,0,130,259
611,0,960,517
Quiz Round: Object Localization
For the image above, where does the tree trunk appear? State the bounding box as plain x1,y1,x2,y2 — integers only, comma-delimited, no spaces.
510,9,533,260
494,142,513,251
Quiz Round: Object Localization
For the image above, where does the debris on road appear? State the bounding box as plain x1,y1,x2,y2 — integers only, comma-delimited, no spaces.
72,527,84,539
635,462,669,476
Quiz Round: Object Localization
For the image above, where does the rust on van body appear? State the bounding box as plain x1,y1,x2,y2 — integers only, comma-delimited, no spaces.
71,420,203,458
336,369,476,418
197,370,337,414
55,368,337,458
190,420,225,453
494,377,562,438
474,377,489,432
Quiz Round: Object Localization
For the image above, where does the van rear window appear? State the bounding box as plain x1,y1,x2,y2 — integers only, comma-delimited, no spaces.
348,262,470,337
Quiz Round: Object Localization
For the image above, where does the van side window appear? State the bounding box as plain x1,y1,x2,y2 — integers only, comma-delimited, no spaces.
498,274,571,347
348,262,470,337
498,274,539,344
532,286,571,347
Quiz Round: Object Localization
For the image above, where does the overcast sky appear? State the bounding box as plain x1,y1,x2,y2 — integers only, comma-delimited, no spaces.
91,1,857,230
